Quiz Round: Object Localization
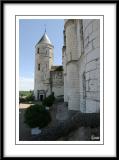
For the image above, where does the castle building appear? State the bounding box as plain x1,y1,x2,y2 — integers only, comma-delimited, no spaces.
34,31,64,101
62,19,100,113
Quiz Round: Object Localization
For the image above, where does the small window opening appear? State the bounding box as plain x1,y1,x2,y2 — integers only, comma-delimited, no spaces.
38,64,40,70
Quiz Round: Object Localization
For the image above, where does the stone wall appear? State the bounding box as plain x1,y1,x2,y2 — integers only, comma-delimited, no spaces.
51,71,64,97
66,62,80,110
83,19,100,113
63,19,100,113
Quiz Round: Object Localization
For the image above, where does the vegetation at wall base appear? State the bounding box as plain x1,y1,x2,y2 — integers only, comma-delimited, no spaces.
24,104,51,128
42,93,55,107
55,66,63,71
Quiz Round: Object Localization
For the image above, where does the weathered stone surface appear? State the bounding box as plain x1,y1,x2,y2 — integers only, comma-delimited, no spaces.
86,48,100,63
92,20,100,32
86,60,97,72
86,99,99,113
89,69,99,79
63,19,100,113
86,72,90,80
84,41,93,55
30,112,100,141
88,79,97,91
56,103,69,121
86,91,100,100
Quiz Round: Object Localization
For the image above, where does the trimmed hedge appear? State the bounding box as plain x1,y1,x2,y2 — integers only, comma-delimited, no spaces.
24,104,51,128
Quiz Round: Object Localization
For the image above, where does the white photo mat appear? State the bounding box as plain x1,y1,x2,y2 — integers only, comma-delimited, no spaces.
4,3,116,157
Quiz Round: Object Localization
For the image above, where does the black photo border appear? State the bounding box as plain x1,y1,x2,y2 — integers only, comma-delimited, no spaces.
1,0,118,158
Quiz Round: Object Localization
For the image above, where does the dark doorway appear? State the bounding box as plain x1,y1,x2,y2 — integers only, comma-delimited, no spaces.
37,90,45,101
40,95,43,101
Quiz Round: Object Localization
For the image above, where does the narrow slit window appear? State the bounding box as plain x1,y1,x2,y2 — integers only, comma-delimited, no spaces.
38,64,40,70
37,48,39,54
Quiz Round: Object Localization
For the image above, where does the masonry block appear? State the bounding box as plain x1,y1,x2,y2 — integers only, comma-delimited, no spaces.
89,69,99,79
93,19,100,32
86,99,99,113
86,80,89,91
86,60,97,72
88,23,93,34
92,36,100,48
86,48,100,63
86,91,100,100
84,41,93,55
89,31,98,42
88,79,97,91
86,72,90,80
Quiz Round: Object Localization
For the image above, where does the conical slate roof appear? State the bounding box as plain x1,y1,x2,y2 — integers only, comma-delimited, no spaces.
37,32,52,45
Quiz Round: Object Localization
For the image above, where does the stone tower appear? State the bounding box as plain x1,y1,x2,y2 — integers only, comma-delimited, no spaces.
34,31,54,100
63,19,80,110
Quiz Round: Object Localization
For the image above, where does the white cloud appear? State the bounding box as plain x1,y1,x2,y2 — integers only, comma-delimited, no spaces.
19,77,34,91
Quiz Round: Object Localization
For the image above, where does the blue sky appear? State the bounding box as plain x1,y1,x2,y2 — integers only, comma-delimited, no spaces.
19,19,64,91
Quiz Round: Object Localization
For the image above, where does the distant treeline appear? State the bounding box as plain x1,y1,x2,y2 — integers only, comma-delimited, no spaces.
19,90,34,97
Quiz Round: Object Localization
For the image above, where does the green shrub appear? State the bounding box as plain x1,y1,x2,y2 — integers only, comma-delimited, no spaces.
42,94,55,107
19,97,26,103
26,93,34,101
55,66,63,71
24,105,51,128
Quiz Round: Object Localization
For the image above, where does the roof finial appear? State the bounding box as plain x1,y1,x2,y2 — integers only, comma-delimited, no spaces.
44,24,46,33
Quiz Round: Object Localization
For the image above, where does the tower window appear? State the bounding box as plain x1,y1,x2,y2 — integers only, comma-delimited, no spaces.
37,48,39,54
38,64,40,70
